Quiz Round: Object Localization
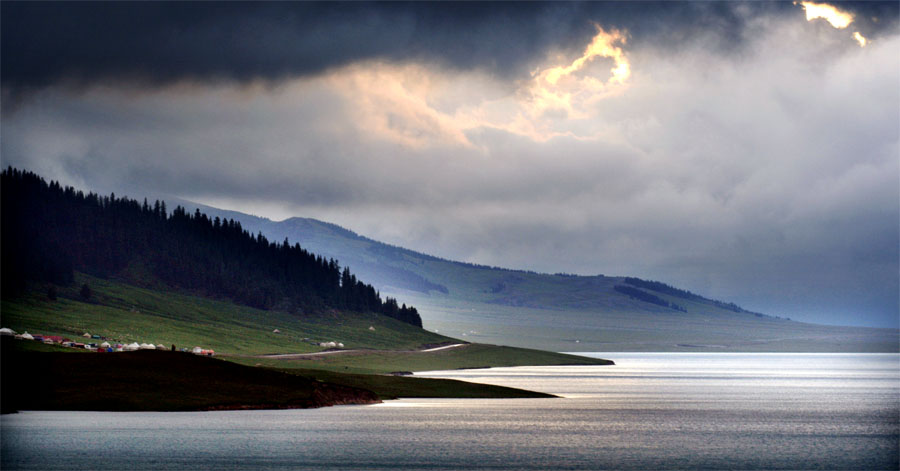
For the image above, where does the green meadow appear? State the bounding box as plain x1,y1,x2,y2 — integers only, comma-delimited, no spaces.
1,273,451,355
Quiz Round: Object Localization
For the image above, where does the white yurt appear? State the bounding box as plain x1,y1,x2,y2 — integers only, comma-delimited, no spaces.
99,341,111,349
21,332,34,340
83,333,91,338
192,346,203,354
156,344,167,350
0,327,16,336
139,343,155,350
125,342,141,351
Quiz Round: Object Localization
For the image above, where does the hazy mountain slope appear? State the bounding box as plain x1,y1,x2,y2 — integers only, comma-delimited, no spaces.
173,200,722,311
177,200,899,353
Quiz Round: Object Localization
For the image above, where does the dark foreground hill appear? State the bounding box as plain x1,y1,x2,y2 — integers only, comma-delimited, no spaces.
0,341,379,413
0,340,556,414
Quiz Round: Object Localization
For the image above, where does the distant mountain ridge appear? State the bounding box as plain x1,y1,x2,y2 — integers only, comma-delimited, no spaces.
171,198,898,353
173,198,769,315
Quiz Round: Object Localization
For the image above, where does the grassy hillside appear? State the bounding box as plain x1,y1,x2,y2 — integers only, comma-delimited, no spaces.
1,273,450,355
181,201,899,353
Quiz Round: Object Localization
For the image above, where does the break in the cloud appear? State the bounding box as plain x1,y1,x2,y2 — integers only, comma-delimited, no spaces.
798,1,869,46
800,1,855,28
1,2,897,328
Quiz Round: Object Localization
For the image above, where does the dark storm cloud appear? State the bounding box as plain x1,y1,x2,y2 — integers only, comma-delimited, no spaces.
1,1,574,90
4,1,896,93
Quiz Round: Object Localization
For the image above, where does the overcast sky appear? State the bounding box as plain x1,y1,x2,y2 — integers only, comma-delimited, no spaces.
2,2,897,328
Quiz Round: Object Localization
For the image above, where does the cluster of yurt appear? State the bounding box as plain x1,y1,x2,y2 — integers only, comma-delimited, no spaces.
3,326,187,353
318,341,344,348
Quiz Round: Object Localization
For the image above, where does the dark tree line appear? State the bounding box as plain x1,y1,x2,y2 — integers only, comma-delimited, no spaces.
1,167,422,327
614,285,687,313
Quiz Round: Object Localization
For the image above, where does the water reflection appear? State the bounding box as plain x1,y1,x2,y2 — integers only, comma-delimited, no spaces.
2,353,897,470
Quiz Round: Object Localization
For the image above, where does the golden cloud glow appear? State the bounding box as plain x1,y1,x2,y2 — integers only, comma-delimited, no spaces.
326,63,473,149
321,26,633,147
526,26,630,121
799,1,854,28
541,27,630,86
796,2,868,47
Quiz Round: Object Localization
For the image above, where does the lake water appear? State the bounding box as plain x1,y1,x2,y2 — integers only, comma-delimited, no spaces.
2,353,897,470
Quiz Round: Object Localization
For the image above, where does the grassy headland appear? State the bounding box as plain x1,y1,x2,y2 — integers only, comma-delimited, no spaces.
232,343,611,375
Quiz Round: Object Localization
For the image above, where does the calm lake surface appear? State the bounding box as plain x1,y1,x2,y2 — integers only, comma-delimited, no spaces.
2,353,897,470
